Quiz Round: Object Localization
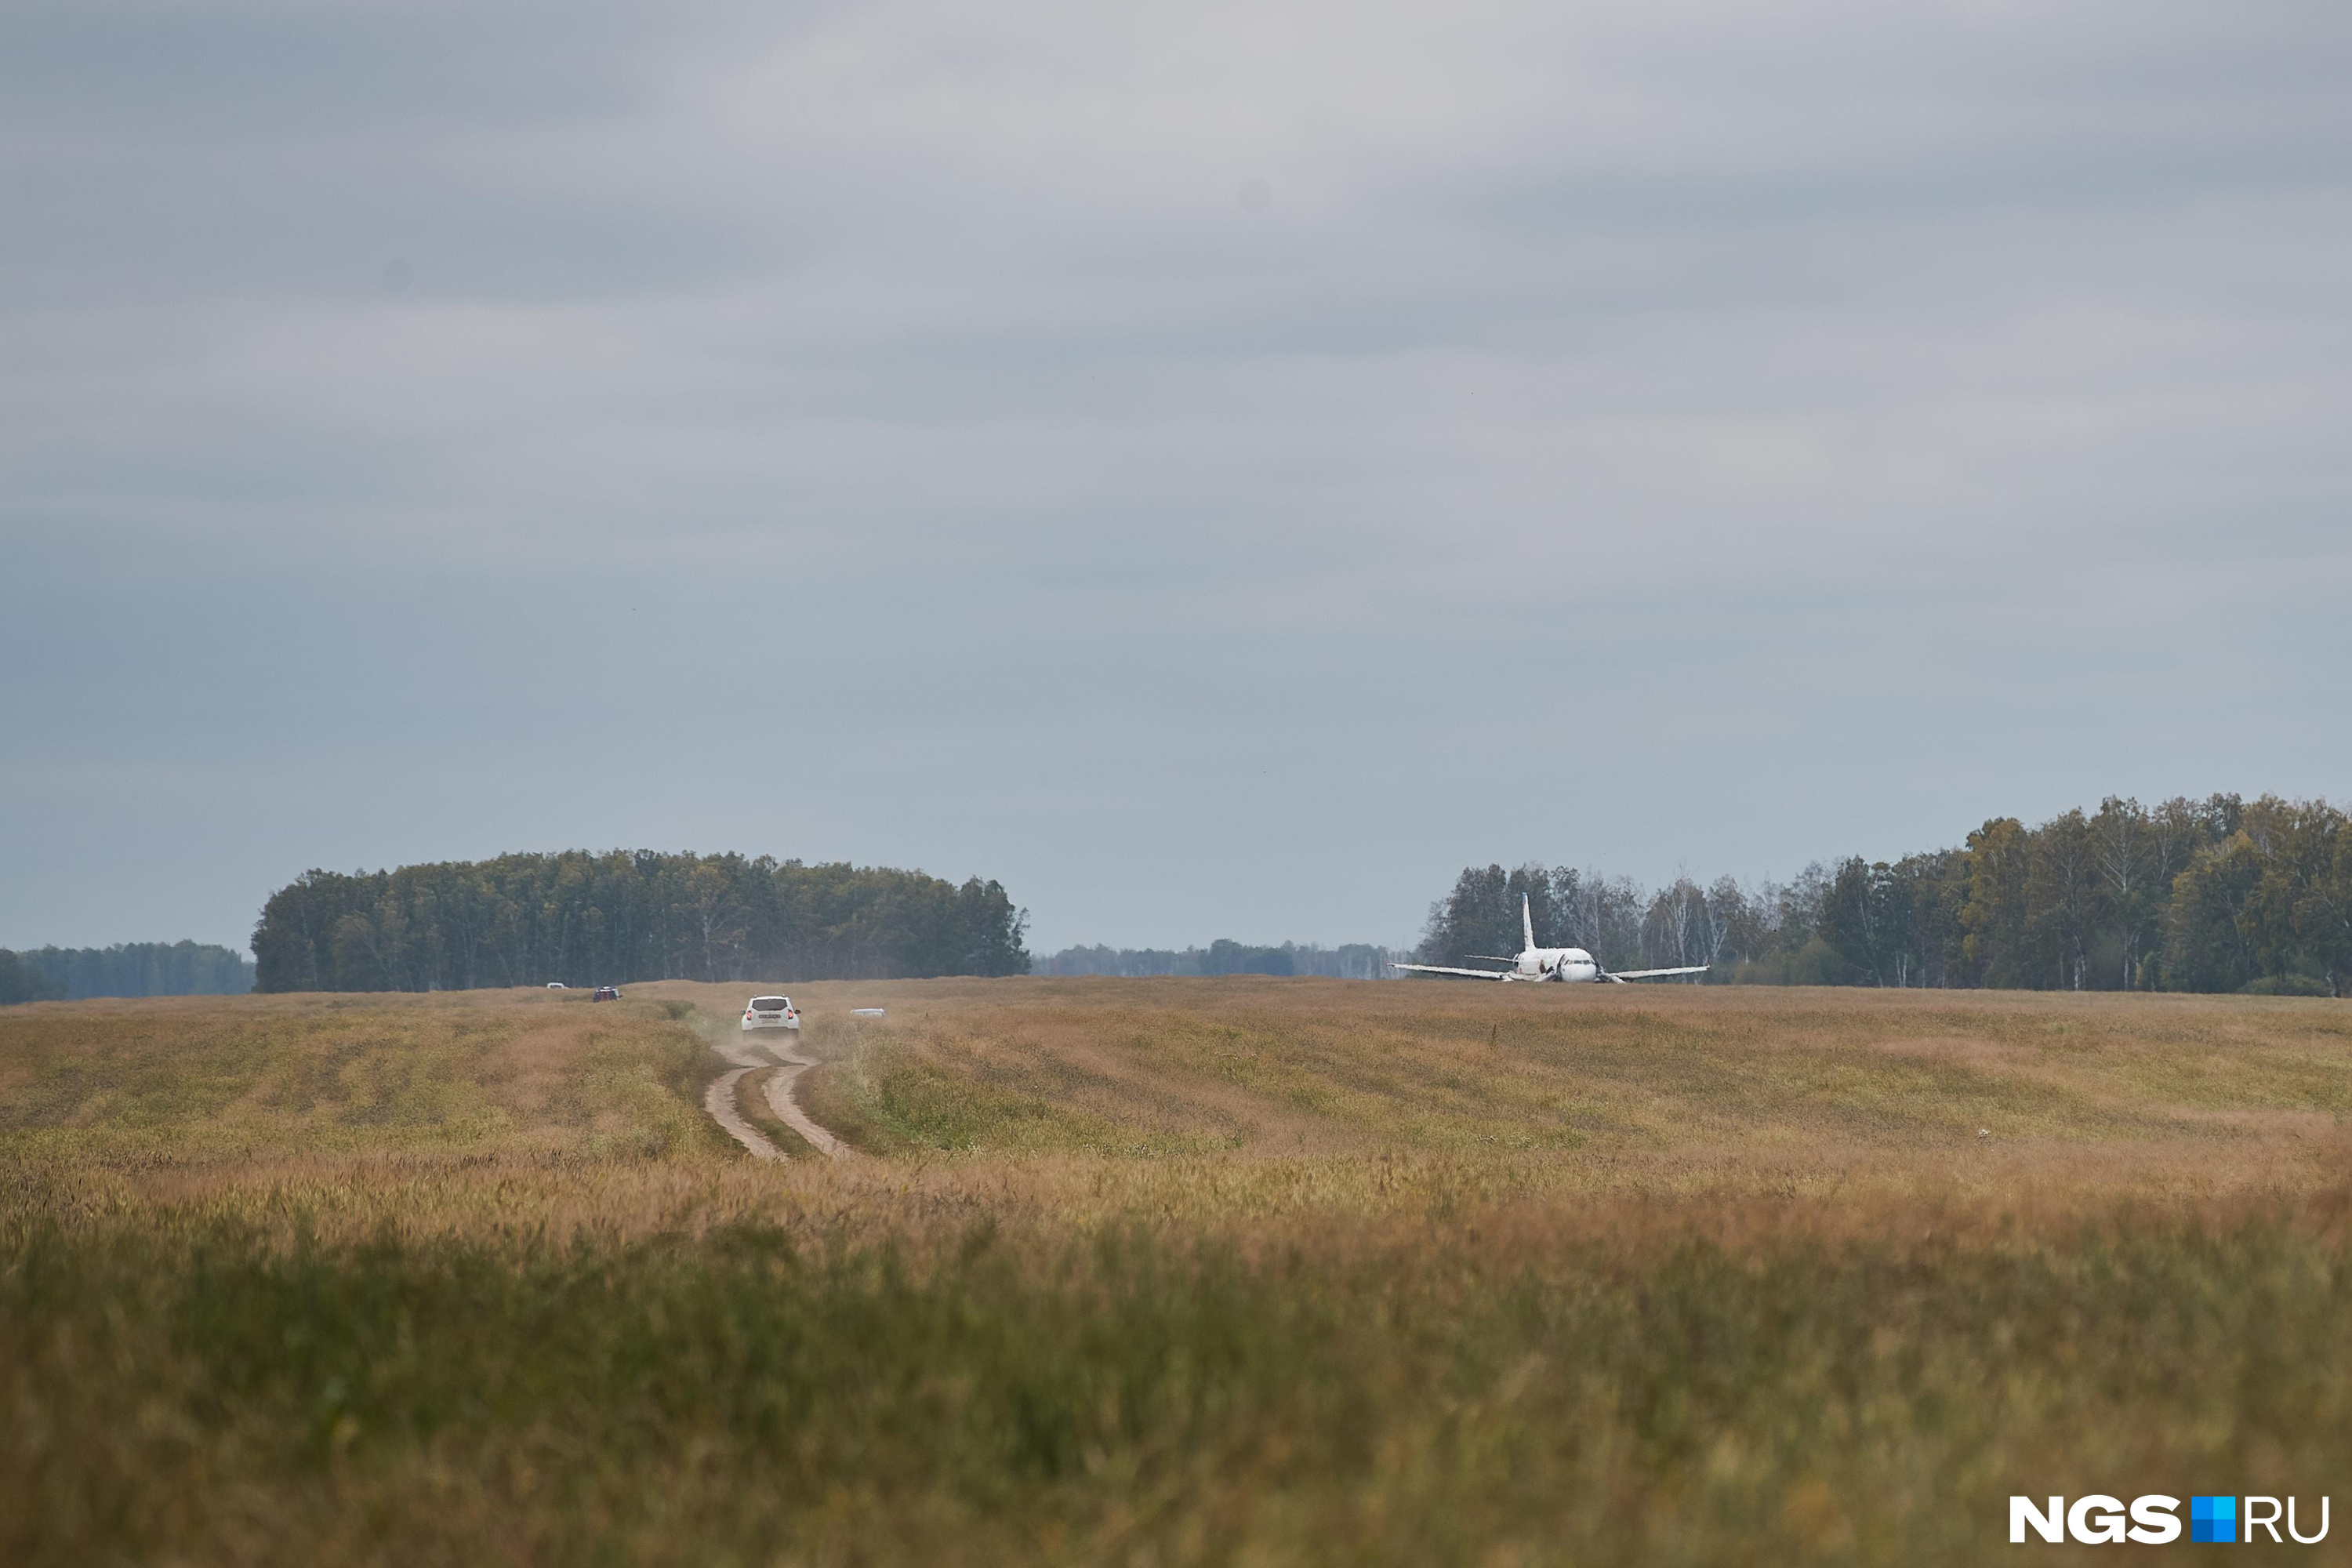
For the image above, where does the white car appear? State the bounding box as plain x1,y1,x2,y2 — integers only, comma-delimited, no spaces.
741,995,800,1032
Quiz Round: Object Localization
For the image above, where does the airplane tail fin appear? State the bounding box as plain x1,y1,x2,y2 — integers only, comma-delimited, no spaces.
1522,894,1535,953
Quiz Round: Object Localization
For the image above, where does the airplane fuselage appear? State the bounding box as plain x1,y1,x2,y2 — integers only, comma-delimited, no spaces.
1504,947,1601,982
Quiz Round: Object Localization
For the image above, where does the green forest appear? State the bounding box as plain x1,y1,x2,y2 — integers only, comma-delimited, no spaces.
1421,794,2352,995
0,942,254,1004
251,851,1029,993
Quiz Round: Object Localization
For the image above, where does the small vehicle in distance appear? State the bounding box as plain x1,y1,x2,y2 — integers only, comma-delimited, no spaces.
546,982,568,989
592,985,622,1002
742,996,800,1032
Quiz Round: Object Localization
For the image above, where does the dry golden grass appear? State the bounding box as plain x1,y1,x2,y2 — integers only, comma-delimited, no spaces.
0,986,729,1167
9,978,2351,1241
8,979,2352,1566
648,976,2352,1200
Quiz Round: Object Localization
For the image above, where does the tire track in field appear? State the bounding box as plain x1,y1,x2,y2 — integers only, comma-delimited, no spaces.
704,1046,786,1161
760,1039,847,1157
702,1030,847,1161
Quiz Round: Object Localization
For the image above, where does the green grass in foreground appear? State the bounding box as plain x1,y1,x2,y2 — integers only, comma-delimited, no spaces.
9,1207,2350,1566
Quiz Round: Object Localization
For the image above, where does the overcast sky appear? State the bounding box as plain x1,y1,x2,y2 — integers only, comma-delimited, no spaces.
4,0,2348,956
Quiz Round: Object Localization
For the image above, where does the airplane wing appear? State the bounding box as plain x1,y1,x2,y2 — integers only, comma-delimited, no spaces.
1599,966,1711,982
1390,963,1512,980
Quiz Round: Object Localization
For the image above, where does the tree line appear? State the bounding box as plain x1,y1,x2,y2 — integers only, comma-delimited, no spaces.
1036,941,1403,980
1420,794,2352,995
252,851,1030,993
0,942,255,1004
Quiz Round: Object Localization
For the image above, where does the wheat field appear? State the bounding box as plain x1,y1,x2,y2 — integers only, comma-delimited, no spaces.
7,979,2351,1564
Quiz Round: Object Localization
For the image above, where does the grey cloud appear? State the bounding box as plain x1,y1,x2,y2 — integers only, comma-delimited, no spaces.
3,0,2348,953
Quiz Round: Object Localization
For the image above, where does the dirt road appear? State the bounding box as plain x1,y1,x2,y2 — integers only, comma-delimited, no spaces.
702,1030,846,1160
758,1037,847,1156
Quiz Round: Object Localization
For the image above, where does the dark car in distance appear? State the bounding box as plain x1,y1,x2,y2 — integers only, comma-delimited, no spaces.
592,985,621,1002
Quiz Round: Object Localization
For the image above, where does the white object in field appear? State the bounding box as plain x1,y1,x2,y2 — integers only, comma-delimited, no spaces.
1390,895,1714,984
1979,1127,1991,1138
742,995,800,1031
546,982,568,989
849,1007,886,1017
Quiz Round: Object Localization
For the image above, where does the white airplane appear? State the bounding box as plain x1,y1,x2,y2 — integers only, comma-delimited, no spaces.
1392,895,1711,984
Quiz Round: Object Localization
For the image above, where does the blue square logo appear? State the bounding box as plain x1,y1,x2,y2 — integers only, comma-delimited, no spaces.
2190,1495,2236,1544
